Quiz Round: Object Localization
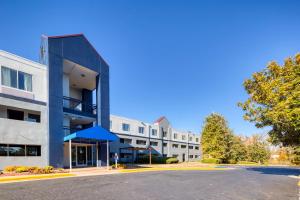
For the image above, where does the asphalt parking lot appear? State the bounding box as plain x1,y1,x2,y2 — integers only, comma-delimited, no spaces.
0,166,299,200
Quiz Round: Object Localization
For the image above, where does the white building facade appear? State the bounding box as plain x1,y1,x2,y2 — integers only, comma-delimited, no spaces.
110,115,201,163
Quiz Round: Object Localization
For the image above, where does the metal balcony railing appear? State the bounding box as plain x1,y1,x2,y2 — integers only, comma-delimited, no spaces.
63,96,97,116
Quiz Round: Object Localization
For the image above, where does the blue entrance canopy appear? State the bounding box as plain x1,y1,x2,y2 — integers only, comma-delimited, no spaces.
64,126,117,142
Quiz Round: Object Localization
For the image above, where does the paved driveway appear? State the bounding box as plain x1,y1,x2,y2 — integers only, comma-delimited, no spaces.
0,166,299,200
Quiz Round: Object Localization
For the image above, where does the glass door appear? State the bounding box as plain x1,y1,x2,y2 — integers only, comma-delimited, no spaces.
77,146,87,166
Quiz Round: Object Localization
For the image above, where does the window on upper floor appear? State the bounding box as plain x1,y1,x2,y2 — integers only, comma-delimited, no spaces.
195,146,199,150
181,145,186,149
18,71,32,91
189,146,194,149
189,136,193,141
138,126,144,134
151,129,157,136
172,144,179,149
182,135,186,140
163,131,167,138
122,123,130,131
196,138,199,142
174,133,178,139
1,66,32,92
163,143,167,147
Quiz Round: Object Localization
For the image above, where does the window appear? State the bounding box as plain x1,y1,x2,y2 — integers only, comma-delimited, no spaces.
136,140,146,145
7,109,24,120
120,138,132,144
196,138,199,142
172,144,178,149
163,143,167,147
163,131,167,138
18,71,32,91
150,141,158,146
1,66,17,88
138,127,144,134
26,145,41,156
27,113,40,123
189,146,194,149
163,154,167,157
195,155,199,159
189,137,193,141
195,146,199,150
151,129,157,136
174,133,178,139
189,155,193,159
122,123,130,131
8,144,25,156
181,145,186,149
0,144,8,156
1,66,32,91
182,135,186,140
172,154,178,158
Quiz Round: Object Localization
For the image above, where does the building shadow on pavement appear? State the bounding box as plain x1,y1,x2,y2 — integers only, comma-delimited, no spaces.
245,167,300,176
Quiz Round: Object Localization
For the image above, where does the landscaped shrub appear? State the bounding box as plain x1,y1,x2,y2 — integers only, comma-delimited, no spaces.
112,163,127,169
44,166,54,174
166,157,179,164
4,166,18,172
27,166,39,173
201,158,221,164
237,161,258,165
3,165,55,174
136,155,168,164
15,166,29,173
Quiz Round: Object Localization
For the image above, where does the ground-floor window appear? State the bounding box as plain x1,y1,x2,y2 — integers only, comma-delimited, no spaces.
189,155,193,159
0,144,41,157
26,145,41,156
150,141,158,146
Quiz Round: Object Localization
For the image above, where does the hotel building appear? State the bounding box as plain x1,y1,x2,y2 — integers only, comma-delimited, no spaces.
0,34,201,169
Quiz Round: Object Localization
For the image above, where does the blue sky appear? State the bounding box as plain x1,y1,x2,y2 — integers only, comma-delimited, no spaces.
1,0,300,135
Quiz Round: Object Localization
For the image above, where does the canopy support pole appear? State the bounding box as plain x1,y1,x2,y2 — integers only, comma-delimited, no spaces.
69,139,72,172
96,141,99,168
107,140,109,170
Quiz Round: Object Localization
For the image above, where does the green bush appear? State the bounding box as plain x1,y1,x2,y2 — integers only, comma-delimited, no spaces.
166,157,179,164
201,158,221,164
136,155,167,164
237,161,258,165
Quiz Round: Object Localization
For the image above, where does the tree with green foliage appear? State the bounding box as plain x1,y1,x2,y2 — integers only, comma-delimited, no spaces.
246,135,270,164
228,136,247,164
290,146,300,165
238,54,300,146
201,113,232,163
